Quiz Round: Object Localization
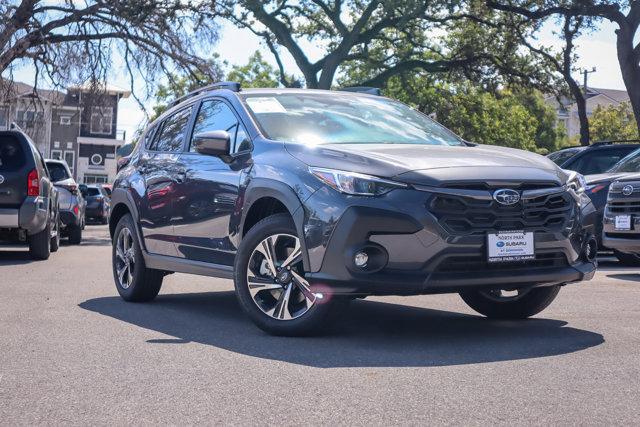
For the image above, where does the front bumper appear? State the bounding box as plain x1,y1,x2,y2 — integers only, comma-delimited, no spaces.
302,186,597,296
602,211,640,254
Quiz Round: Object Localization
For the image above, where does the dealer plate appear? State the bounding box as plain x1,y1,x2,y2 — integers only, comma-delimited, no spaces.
487,231,535,263
615,215,632,231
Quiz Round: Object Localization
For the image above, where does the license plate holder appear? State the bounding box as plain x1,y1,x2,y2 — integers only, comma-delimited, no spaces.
487,230,535,263
615,215,632,231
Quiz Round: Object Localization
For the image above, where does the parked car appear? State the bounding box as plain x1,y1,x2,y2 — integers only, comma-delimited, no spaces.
45,159,84,244
602,174,640,265
547,141,640,175
83,185,110,224
0,129,60,259
109,83,597,336
582,147,640,262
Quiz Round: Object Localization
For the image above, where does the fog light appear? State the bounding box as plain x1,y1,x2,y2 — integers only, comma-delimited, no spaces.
354,251,369,268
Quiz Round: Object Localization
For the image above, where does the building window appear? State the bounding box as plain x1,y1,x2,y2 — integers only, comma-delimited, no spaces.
84,174,108,184
51,150,62,160
66,142,73,149
90,107,113,135
60,116,71,125
64,150,75,173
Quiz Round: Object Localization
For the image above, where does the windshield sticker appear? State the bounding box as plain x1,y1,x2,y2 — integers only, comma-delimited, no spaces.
246,97,287,114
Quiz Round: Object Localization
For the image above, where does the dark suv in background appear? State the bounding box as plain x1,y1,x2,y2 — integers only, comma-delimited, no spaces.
0,129,59,259
110,83,597,336
548,141,639,175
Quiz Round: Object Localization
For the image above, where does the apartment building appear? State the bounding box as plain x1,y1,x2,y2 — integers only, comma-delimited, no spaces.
0,80,130,184
545,87,630,140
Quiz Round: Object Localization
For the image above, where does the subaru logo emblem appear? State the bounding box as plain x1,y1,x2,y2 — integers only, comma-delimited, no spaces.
622,184,634,196
493,189,520,206
0,174,4,184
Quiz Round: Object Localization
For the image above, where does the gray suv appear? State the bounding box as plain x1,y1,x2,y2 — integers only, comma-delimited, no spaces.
0,129,60,259
109,84,598,335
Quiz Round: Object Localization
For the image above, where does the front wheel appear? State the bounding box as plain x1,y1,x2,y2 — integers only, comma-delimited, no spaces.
234,214,342,336
460,285,561,319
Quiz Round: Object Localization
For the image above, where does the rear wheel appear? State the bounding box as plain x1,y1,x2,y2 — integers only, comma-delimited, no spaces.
234,214,342,336
29,221,51,260
112,213,163,302
613,250,640,266
460,285,561,319
68,223,82,245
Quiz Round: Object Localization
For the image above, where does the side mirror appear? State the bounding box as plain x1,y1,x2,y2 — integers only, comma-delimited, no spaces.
79,184,88,196
193,130,231,157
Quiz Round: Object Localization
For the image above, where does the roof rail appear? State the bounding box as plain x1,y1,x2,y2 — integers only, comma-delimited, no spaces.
168,81,241,108
591,139,640,146
339,86,381,96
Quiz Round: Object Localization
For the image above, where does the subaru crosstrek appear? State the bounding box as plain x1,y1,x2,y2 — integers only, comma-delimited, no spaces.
109,83,598,336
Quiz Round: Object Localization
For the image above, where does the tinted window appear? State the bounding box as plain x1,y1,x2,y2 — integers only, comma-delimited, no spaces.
153,107,192,152
46,162,70,182
86,187,101,196
190,100,247,153
241,92,464,146
0,136,26,171
609,148,640,173
143,126,158,150
568,148,636,175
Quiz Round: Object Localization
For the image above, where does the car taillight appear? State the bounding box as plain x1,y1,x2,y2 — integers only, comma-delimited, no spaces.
73,205,79,215
27,169,39,196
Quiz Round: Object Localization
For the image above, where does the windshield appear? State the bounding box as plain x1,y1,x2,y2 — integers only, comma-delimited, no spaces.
241,92,465,146
609,148,640,173
547,148,581,165
46,162,70,182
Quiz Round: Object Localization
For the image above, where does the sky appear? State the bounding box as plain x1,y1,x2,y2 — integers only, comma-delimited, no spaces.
10,18,628,144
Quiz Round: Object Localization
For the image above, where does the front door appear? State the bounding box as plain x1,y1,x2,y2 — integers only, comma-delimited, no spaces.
171,98,252,265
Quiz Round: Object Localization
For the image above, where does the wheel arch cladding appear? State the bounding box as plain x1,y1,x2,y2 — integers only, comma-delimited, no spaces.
240,179,310,270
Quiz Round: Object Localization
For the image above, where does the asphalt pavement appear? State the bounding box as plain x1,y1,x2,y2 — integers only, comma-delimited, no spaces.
1,225,639,425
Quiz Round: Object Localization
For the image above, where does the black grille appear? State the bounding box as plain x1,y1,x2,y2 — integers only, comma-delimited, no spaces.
607,200,640,214
430,191,574,235
435,252,568,274
604,232,640,240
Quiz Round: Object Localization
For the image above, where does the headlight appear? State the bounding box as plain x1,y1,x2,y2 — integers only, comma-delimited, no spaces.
566,171,586,194
309,167,407,196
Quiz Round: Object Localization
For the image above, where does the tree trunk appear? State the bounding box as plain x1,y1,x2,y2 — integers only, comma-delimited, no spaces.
616,26,640,137
566,78,590,146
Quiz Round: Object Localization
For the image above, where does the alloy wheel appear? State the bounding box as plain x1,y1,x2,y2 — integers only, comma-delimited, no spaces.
115,227,136,289
246,233,318,320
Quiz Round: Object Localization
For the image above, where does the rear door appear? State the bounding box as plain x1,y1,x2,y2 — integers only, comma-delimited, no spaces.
0,133,32,210
137,105,195,256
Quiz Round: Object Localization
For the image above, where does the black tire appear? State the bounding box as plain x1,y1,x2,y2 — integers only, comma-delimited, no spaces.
460,285,561,319
29,221,51,260
613,250,640,266
112,213,163,302
68,224,82,245
234,213,343,336
50,215,60,252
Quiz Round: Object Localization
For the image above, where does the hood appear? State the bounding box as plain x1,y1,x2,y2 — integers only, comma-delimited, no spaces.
614,172,640,183
584,172,630,185
285,142,566,187
53,177,76,187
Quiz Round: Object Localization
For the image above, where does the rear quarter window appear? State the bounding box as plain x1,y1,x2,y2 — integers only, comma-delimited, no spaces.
0,136,26,171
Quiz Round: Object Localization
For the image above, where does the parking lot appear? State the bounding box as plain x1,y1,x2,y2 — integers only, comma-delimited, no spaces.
1,224,639,425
